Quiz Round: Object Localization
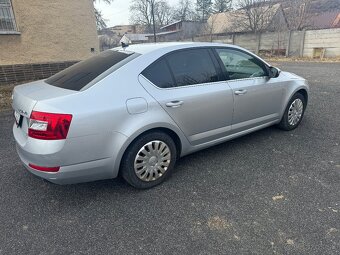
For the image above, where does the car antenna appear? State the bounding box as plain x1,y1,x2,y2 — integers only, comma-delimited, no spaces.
121,42,129,50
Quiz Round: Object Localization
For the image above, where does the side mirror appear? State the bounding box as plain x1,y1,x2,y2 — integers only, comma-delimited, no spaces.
268,66,281,78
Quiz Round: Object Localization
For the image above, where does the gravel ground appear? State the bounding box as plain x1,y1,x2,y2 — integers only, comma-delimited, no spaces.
0,62,339,254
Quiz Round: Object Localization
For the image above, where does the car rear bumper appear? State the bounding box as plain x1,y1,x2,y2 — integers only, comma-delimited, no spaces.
14,124,129,184
17,146,115,184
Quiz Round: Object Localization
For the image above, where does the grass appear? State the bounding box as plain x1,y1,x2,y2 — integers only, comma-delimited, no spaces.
0,84,15,112
264,56,340,63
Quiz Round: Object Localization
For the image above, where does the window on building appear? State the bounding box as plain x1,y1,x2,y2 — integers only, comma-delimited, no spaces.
0,0,17,33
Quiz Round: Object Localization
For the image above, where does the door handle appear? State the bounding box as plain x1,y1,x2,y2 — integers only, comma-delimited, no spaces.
165,100,184,108
234,89,247,95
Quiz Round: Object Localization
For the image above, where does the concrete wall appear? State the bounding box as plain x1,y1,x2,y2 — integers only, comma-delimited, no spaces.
0,0,99,65
288,31,304,56
192,28,340,58
234,33,258,52
304,28,340,58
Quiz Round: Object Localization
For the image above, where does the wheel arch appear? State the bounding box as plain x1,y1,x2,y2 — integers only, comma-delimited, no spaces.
280,86,309,118
112,124,187,178
127,127,182,158
296,88,308,104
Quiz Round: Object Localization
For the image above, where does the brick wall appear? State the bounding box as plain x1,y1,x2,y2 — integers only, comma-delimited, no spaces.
0,61,77,85
0,0,99,65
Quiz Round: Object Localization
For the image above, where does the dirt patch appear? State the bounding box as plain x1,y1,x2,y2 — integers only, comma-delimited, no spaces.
272,194,285,201
207,216,230,231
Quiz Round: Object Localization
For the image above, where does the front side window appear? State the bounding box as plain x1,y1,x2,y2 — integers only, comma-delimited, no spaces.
0,0,17,33
215,49,267,80
166,49,219,87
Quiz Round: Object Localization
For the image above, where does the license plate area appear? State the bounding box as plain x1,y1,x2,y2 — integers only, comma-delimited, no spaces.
14,110,23,127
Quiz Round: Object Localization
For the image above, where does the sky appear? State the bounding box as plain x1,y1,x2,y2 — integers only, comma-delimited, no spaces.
95,0,180,27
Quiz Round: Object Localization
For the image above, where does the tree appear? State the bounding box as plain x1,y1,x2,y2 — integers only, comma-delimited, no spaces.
213,0,233,13
154,1,173,27
129,0,173,31
205,12,220,41
93,0,114,30
130,0,152,30
196,0,213,21
236,0,276,34
172,0,196,21
284,0,313,30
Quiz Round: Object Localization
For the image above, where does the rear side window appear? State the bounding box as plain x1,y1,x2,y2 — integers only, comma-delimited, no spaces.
46,50,139,91
166,49,218,87
142,59,174,88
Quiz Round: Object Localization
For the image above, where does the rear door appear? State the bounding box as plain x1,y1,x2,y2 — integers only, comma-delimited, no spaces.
139,48,234,145
214,48,284,132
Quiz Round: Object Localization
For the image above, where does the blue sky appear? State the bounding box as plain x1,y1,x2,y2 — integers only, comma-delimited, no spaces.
95,0,180,27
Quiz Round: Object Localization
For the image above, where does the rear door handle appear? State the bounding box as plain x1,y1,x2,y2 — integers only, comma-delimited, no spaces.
234,89,247,95
165,100,184,108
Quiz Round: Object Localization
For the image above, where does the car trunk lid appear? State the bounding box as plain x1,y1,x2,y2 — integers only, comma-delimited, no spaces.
12,80,77,139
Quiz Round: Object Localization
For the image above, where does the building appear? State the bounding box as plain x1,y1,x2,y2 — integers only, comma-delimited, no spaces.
309,10,340,29
146,21,203,42
108,25,137,36
0,0,99,85
207,3,288,35
106,25,146,36
120,33,150,45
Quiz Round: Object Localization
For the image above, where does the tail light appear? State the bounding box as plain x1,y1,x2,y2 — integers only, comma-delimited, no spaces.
28,111,72,140
28,163,60,172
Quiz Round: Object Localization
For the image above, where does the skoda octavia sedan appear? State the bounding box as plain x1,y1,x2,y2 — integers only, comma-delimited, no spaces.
12,42,309,188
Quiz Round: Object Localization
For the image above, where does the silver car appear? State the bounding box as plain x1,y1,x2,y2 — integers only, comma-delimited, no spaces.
12,42,309,188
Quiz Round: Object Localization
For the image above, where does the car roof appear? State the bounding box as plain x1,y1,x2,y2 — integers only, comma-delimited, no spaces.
111,42,271,67
112,42,239,55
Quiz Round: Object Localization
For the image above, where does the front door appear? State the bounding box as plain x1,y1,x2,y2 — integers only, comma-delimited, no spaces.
214,48,284,132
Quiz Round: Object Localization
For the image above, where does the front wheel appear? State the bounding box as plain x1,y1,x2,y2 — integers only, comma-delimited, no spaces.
120,131,177,189
277,93,306,131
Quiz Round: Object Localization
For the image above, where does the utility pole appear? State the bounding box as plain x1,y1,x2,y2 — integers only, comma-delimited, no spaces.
151,0,156,43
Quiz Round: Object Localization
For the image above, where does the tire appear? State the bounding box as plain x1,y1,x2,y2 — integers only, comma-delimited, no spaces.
120,131,177,189
277,92,306,131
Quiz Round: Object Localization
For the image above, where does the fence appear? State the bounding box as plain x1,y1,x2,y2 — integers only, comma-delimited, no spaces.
195,28,340,58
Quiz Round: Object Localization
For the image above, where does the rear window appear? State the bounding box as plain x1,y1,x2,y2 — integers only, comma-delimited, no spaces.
46,50,139,91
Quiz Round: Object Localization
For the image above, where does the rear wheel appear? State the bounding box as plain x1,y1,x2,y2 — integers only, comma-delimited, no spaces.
278,93,306,131
121,131,177,189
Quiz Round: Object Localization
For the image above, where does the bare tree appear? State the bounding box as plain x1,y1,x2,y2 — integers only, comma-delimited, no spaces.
205,12,219,41
130,0,154,31
154,1,173,27
213,0,233,13
236,0,276,34
130,0,173,31
284,0,313,30
172,0,196,21
196,0,213,21
93,0,114,29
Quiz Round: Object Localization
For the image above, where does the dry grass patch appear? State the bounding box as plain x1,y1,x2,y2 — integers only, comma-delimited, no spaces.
0,84,15,111
264,56,340,63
